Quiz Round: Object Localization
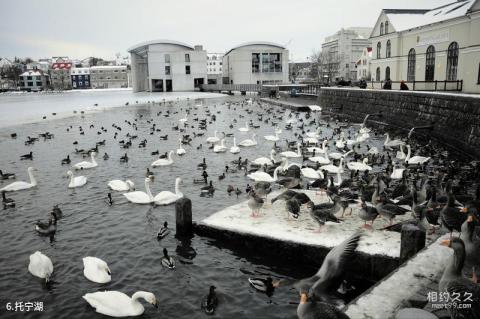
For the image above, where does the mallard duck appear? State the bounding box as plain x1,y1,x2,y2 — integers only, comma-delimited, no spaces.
161,248,175,270
201,286,218,315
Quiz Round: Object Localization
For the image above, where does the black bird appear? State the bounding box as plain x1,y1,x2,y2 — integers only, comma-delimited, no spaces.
201,286,218,315
286,198,300,219
20,151,33,160
157,221,170,239
105,193,113,206
51,205,63,220
441,192,468,238
161,248,175,269
120,153,128,162
61,155,71,165
0,169,15,180
2,191,15,208
248,277,277,296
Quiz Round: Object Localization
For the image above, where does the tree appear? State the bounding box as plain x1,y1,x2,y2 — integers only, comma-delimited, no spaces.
309,49,342,84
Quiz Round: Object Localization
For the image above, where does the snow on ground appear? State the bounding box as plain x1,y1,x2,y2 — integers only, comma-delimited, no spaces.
345,234,451,319
201,189,415,258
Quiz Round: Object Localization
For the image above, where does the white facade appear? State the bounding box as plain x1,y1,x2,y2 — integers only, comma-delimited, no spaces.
90,65,129,89
19,69,50,91
369,0,480,93
321,27,372,81
356,47,372,80
222,42,289,85
129,40,207,92
207,53,223,75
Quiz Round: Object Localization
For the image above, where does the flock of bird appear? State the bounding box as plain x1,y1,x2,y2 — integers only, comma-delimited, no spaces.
1,96,480,318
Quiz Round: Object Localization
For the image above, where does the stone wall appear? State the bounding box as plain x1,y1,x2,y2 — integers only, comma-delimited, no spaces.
317,88,480,158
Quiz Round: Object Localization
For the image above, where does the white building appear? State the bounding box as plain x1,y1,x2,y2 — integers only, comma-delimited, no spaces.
222,42,289,85
19,69,50,91
26,61,49,73
207,53,223,75
356,47,373,80
90,65,129,89
369,0,480,93
321,27,372,81
128,39,207,92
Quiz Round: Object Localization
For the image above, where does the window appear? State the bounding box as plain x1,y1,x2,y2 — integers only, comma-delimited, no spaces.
252,53,260,73
165,66,170,75
407,48,416,82
446,42,459,81
36,81,42,86
185,65,190,74
114,70,119,73
185,54,190,62
380,22,384,35
165,54,170,63
377,42,381,59
28,82,33,86
219,62,222,65
376,67,381,81
386,40,391,58
385,21,389,34
85,81,89,86
27,76,32,80
385,66,390,80
425,45,435,81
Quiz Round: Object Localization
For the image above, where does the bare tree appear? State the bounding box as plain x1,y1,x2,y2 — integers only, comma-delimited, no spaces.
309,49,342,85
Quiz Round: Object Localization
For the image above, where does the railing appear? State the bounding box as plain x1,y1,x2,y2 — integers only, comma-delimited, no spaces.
295,84,323,95
200,84,262,93
368,80,463,92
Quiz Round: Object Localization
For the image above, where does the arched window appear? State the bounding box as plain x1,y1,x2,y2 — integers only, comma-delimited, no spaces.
386,40,391,58
385,66,390,80
377,42,381,59
446,42,459,81
425,45,435,81
385,21,389,34
376,67,381,81
380,22,384,35
407,48,416,82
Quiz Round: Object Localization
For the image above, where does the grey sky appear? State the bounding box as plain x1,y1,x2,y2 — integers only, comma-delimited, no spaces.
0,0,453,62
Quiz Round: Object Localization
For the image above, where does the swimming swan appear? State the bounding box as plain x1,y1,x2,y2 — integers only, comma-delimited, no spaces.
151,151,174,167
67,170,87,188
154,177,183,205
0,167,37,192
83,290,157,317
123,178,153,204
73,152,98,170
107,179,134,191
83,256,111,283
28,251,53,283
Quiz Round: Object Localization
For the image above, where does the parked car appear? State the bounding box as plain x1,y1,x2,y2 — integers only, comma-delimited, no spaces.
335,79,351,87
351,79,367,89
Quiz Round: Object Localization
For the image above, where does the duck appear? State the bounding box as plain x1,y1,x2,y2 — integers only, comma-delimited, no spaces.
280,142,302,158
253,149,277,166
20,151,33,160
120,153,129,162
105,193,113,206
230,137,240,154
2,191,15,208
73,152,98,170
248,277,277,295
107,179,135,192
238,134,257,147
201,286,218,315
161,248,175,269
247,166,281,183
67,170,87,188
0,167,37,192
103,152,109,160
157,221,170,239
35,216,57,235
83,291,157,317
213,139,227,153
123,178,154,204
61,155,71,165
176,139,186,156
83,257,111,283
0,169,15,180
206,130,220,143
154,177,183,205
151,150,174,167
404,145,430,165
28,251,53,283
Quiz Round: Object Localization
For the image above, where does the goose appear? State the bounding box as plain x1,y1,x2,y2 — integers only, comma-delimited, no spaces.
176,139,186,156
297,289,350,319
83,291,157,317
396,144,406,160
0,169,15,180
67,170,87,188
213,139,227,153
206,130,220,143
329,150,353,160
347,158,372,171
253,149,276,166
161,248,175,269
157,221,170,239
383,133,405,149
28,251,53,283
309,148,330,165
107,179,134,192
154,177,183,205
301,167,322,180
404,145,430,165
61,155,71,165
238,134,257,147
83,257,111,283
230,137,240,154
264,132,279,142
280,142,301,158
201,286,218,315
151,151,174,167
238,122,250,132
35,216,57,235
123,178,153,204
247,166,281,183
73,152,98,170
0,167,37,192
2,191,15,208
320,158,344,174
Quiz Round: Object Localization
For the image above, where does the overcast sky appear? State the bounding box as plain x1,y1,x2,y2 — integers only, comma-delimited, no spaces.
0,0,453,62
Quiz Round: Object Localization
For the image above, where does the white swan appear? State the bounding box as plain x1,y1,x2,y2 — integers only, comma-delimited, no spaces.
309,148,330,164
335,135,345,149
238,134,257,147
391,167,405,180
320,158,344,174
405,145,430,165
154,177,183,205
206,131,220,143
280,142,301,158
301,167,321,179
176,140,186,156
253,149,276,166
213,139,227,153
264,132,279,142
83,291,157,317
396,144,406,160
73,152,98,170
367,146,379,155
329,150,352,160
282,158,302,172
107,179,134,192
307,140,328,154
151,151,174,167
179,114,188,123
0,167,37,192
239,122,250,132
305,127,321,138
247,166,281,182
123,178,153,204
67,170,87,188
384,133,405,149
304,136,319,145
83,257,111,283
230,137,240,154
347,158,372,171
28,251,53,282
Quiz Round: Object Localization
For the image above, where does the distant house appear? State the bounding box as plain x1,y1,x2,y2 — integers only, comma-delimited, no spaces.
90,65,129,89
70,67,91,89
19,68,50,91
51,59,73,90
356,47,372,80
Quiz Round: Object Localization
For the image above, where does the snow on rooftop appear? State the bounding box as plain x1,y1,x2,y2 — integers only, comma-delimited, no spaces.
20,70,44,76
201,189,415,258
